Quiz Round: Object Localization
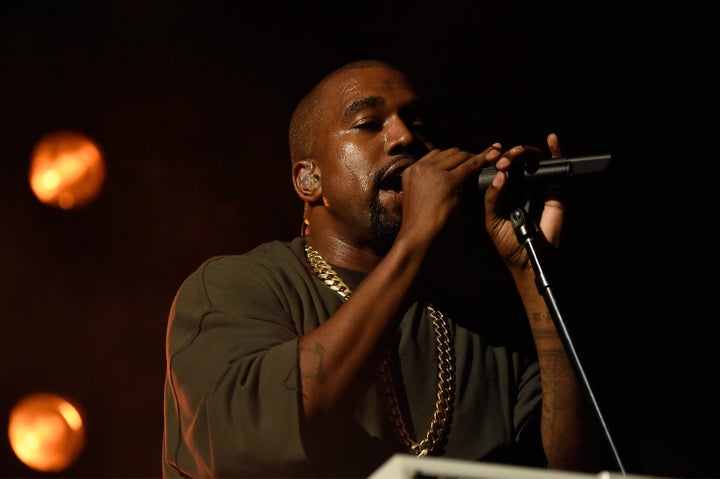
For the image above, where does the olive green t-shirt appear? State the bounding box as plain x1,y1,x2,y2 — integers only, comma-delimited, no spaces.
163,237,544,478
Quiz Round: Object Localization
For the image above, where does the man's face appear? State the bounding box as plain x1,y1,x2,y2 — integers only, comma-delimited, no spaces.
315,66,433,252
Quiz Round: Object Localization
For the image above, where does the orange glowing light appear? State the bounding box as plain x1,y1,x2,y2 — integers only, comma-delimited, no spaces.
29,130,106,209
8,393,86,473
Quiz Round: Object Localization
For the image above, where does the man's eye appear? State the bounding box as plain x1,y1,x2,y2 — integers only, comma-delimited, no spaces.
355,121,382,131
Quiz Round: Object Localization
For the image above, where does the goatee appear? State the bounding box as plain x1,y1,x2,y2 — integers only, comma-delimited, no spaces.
369,195,400,254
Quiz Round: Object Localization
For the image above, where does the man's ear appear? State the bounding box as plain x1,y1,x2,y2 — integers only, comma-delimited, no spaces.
292,159,321,202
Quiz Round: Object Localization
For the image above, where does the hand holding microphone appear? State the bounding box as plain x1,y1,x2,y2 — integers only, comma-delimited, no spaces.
482,134,610,267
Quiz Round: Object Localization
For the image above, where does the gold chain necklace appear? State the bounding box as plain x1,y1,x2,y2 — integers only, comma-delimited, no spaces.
304,243,455,456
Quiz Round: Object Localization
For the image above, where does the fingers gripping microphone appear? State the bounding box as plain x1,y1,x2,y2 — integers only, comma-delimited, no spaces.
477,154,612,192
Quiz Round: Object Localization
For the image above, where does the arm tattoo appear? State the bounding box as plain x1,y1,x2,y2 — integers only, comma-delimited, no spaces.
532,311,552,323
299,342,327,384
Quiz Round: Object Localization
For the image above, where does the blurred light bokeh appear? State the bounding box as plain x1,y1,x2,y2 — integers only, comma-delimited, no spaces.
8,393,86,473
29,131,105,210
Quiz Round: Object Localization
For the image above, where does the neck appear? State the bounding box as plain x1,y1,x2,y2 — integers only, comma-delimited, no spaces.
303,233,384,273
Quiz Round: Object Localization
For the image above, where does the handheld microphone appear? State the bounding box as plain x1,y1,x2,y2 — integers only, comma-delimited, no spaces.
477,154,612,192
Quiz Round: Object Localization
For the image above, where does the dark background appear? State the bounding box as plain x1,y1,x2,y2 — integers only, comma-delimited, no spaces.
1,1,718,477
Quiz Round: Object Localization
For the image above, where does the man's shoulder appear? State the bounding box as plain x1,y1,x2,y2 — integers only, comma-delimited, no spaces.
190,237,306,283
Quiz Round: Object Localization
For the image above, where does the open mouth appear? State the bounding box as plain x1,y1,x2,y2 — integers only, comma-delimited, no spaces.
379,173,403,192
378,159,413,193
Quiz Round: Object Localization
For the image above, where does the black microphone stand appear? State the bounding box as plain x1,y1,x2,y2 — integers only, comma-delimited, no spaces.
508,180,626,474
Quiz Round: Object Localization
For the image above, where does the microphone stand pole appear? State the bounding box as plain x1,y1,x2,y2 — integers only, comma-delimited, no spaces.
510,202,626,474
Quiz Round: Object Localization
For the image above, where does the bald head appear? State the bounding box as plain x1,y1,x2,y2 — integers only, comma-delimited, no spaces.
288,59,406,166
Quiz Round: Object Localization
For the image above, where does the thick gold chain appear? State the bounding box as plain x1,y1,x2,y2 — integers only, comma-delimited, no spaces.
304,243,455,456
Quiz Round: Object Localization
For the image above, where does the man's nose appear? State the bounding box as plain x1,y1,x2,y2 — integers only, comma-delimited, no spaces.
384,117,416,154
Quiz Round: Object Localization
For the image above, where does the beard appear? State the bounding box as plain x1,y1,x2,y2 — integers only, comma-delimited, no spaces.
368,154,418,253
369,191,401,254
